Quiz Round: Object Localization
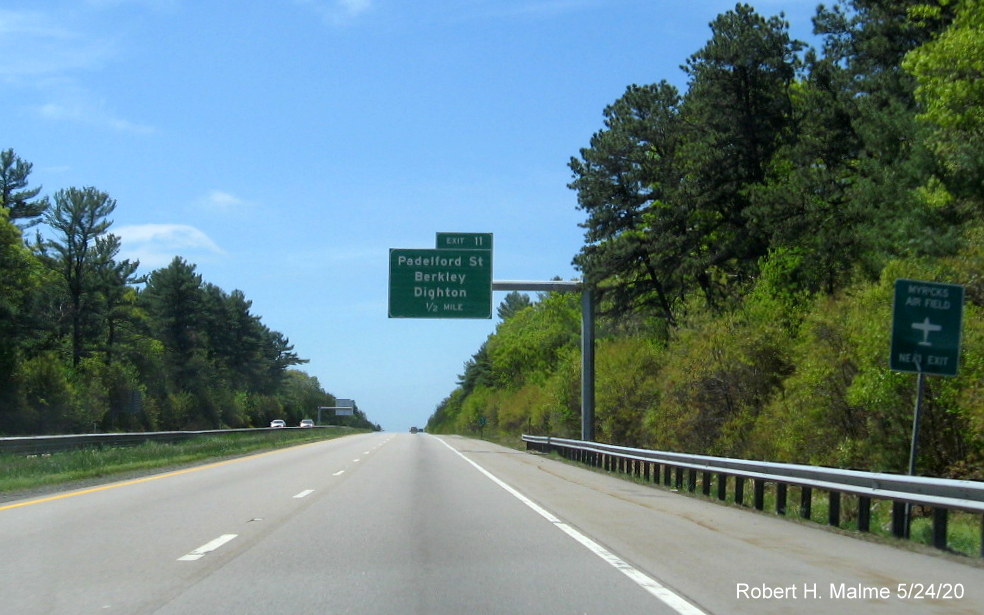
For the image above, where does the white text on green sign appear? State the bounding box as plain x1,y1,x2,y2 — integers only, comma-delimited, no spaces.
436,232,493,251
388,248,492,319
890,279,964,376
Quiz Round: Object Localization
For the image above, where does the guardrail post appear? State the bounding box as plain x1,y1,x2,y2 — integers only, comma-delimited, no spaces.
892,501,907,538
858,497,871,532
687,469,697,493
702,471,712,496
753,480,765,510
828,491,841,527
932,508,948,550
674,467,683,490
776,483,787,516
800,487,812,520
735,477,745,506
717,474,727,501
663,465,672,487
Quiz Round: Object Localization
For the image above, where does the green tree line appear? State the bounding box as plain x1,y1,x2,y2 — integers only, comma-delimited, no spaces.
0,153,378,434
427,0,983,479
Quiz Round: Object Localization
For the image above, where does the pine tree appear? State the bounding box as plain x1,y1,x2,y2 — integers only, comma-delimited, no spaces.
43,187,117,366
675,3,803,303
0,149,48,228
569,81,684,321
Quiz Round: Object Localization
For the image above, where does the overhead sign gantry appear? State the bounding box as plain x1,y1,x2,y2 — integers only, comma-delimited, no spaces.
387,232,596,441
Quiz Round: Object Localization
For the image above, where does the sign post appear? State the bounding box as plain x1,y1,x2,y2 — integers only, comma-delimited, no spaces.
890,278,965,537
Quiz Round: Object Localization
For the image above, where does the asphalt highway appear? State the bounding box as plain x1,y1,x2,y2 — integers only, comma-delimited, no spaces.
1,433,981,614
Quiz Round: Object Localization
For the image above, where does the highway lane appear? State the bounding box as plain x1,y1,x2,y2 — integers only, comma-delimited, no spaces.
1,432,981,614
0,433,684,614
0,432,388,614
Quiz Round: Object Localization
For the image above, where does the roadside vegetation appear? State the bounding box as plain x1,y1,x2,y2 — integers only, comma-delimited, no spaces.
428,0,984,482
0,428,361,496
0,162,380,435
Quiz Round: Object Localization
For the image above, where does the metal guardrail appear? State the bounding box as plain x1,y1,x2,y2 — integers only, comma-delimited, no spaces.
523,435,984,557
0,427,329,456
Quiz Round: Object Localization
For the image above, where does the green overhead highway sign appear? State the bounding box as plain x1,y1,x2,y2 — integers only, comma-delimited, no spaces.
388,247,492,319
436,232,493,251
890,278,964,376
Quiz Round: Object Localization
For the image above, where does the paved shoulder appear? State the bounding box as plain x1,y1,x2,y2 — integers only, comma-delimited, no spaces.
437,435,984,615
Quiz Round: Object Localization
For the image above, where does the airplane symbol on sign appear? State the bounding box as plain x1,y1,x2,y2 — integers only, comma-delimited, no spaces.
912,317,942,346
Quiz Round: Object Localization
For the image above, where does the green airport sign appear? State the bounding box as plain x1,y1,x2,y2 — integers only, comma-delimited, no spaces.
890,278,964,376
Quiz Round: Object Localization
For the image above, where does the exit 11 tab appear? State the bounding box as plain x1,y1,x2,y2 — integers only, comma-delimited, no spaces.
436,232,493,251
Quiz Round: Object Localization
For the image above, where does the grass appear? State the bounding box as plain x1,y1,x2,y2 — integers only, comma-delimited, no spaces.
0,428,361,495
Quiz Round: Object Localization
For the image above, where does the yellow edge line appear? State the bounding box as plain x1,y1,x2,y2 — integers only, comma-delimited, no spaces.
0,440,322,512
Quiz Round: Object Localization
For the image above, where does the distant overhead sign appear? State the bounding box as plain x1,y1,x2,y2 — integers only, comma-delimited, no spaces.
388,233,493,319
890,279,964,376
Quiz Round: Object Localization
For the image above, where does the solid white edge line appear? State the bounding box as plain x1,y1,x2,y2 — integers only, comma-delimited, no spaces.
178,534,238,561
434,437,708,615
293,489,315,499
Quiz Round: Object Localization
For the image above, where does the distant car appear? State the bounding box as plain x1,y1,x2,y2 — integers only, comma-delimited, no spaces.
299,419,315,428
410,426,419,434
270,419,286,428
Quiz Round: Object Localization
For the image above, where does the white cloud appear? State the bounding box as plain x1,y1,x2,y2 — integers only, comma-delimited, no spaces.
115,223,225,270
1,9,154,135
198,189,251,212
295,0,373,25
492,0,598,18
339,0,372,15
0,10,114,80
84,0,180,10
443,0,601,22
37,99,155,135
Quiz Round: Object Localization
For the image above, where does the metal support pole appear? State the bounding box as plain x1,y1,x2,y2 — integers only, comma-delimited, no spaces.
581,287,595,442
908,372,927,476
904,371,927,538
493,280,595,442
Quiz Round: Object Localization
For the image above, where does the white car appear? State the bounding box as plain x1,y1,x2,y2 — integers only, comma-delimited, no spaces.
299,419,315,428
270,419,286,428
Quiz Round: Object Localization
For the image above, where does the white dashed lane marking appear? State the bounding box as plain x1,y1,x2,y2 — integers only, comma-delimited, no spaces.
178,534,238,562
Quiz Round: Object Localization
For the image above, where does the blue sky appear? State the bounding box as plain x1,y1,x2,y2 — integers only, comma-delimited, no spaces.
2,0,820,431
